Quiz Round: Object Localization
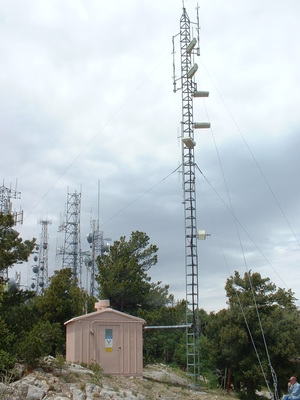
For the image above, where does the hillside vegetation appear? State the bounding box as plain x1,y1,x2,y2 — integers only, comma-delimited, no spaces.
1,221,300,399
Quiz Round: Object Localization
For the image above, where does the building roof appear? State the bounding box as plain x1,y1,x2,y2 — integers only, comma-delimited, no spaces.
64,307,146,326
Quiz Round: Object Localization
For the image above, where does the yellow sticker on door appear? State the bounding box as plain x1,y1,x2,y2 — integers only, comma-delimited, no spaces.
105,328,113,352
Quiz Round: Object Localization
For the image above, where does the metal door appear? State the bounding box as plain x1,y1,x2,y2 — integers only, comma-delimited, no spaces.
97,324,121,374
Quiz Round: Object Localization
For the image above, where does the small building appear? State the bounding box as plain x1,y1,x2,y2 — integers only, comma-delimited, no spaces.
64,300,145,376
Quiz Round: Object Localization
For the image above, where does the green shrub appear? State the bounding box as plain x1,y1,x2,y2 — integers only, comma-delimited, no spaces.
54,354,65,370
0,349,16,374
16,320,63,366
0,316,16,374
89,363,103,386
173,335,186,368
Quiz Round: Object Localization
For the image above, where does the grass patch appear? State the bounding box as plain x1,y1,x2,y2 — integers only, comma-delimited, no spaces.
89,363,103,387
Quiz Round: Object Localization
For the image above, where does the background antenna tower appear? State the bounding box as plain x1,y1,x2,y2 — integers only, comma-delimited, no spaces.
31,219,52,294
0,180,24,281
86,219,101,297
38,219,51,293
0,181,23,221
85,181,110,296
86,220,110,296
58,190,82,285
173,5,210,389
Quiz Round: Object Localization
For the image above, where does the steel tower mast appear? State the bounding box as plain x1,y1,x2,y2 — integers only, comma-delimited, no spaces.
58,190,82,285
38,218,51,292
0,181,23,281
0,182,23,223
173,4,210,389
86,218,101,296
86,183,110,297
31,219,52,293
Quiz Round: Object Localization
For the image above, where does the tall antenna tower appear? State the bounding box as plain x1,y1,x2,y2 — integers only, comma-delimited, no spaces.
31,219,52,294
39,219,51,290
58,190,82,286
86,219,101,296
173,4,210,389
0,182,23,223
0,181,24,281
86,220,110,296
85,182,110,296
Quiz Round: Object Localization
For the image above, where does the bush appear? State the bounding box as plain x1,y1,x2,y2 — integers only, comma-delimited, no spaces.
173,335,186,368
0,349,16,373
0,317,16,374
16,321,63,366
89,363,103,386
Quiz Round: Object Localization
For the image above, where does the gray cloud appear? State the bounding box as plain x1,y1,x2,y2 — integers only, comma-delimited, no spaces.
2,0,300,312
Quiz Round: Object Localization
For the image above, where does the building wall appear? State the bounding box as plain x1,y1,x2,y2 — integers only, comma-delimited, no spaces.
65,310,144,376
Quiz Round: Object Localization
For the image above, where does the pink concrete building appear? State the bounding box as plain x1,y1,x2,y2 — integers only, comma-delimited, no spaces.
64,300,145,376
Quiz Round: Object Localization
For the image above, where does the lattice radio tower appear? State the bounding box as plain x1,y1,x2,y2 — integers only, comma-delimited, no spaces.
31,219,52,294
58,190,82,286
86,219,101,297
173,4,210,389
0,181,24,281
85,182,110,297
86,218,110,297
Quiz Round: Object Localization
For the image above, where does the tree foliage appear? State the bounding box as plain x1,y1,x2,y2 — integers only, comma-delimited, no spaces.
35,268,87,333
139,299,186,364
96,231,170,314
1,289,38,339
0,316,16,371
1,216,300,397
207,271,300,399
16,320,63,366
0,215,36,372
0,213,35,274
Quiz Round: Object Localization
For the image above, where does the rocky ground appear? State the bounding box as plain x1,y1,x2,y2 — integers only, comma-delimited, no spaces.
0,359,245,400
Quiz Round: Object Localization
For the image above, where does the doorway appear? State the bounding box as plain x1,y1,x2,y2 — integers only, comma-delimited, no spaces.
97,324,121,374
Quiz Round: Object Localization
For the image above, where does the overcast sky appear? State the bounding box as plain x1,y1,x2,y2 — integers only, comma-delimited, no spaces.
1,0,300,312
